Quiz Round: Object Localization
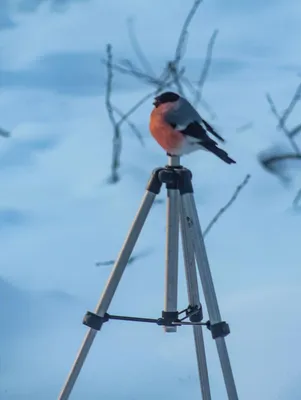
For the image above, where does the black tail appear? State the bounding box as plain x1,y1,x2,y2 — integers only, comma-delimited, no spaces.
201,142,236,164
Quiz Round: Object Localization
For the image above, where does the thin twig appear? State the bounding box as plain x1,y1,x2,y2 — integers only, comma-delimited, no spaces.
158,63,172,83
112,106,145,146
0,127,10,138
119,59,145,75
236,122,254,133
293,189,301,209
167,0,203,100
277,82,301,130
258,152,301,183
181,76,218,120
127,17,155,76
105,44,122,184
203,174,251,237
116,72,184,128
266,93,300,153
107,61,162,86
266,93,280,119
168,62,185,96
260,153,301,169
116,92,156,128
174,0,203,65
95,249,152,267
154,199,164,205
194,29,219,107
288,123,301,138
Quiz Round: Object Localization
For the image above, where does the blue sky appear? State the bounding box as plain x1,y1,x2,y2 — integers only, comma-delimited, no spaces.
0,0,301,399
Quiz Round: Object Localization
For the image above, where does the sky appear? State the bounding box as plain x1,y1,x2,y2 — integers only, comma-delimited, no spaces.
0,0,301,399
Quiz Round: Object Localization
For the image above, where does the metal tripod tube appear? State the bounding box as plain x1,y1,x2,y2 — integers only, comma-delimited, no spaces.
181,193,239,400
179,199,211,400
164,187,180,333
58,190,158,400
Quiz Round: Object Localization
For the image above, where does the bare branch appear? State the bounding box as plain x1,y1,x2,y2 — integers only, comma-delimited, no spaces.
105,44,122,184
277,82,301,129
106,57,183,96
112,106,145,146
95,260,115,267
194,29,219,107
116,92,155,128
258,151,301,183
168,62,185,96
288,123,301,138
95,249,152,267
158,63,172,83
107,60,162,86
116,72,184,128
260,153,301,169
203,174,251,237
266,92,279,118
266,93,300,153
0,127,10,138
174,0,203,65
162,0,203,101
127,17,155,77
293,189,301,210
154,198,164,205
236,122,254,133
118,59,145,75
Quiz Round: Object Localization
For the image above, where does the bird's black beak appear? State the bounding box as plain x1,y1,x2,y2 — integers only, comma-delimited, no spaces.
153,98,160,107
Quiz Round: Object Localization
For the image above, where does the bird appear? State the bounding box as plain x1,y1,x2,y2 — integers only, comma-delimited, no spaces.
149,91,236,164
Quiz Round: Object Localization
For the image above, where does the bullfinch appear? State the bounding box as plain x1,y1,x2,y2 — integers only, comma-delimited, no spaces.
149,91,236,164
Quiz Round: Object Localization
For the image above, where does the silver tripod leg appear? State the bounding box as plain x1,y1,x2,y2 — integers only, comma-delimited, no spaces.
164,187,180,333
179,199,211,400
163,155,180,333
181,193,239,400
58,190,157,400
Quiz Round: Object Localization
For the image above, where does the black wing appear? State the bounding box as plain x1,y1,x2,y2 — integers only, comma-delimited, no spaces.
201,118,225,143
180,121,218,145
180,122,236,164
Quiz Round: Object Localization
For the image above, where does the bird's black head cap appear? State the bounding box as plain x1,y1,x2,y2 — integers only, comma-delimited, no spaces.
153,92,180,107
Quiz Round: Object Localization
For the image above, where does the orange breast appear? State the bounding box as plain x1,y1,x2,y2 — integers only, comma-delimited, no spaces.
149,108,183,152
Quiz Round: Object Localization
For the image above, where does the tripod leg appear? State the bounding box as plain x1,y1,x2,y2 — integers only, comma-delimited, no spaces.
179,198,211,400
164,188,180,333
58,171,162,400
181,193,239,400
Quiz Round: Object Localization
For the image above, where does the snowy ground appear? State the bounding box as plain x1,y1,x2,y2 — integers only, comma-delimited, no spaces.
1,1,301,399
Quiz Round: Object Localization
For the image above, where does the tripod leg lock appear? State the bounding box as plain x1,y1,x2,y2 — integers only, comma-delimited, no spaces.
186,305,203,322
161,311,179,326
146,168,164,194
178,169,193,194
82,311,109,331
208,321,230,339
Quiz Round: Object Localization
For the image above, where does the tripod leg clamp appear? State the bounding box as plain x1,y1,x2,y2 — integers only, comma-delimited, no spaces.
83,311,108,331
208,321,230,339
186,305,203,322
161,311,179,326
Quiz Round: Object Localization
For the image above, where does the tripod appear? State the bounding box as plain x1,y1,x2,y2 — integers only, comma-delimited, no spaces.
58,156,239,400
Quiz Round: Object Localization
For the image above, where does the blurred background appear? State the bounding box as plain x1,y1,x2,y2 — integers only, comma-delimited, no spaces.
0,0,301,399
